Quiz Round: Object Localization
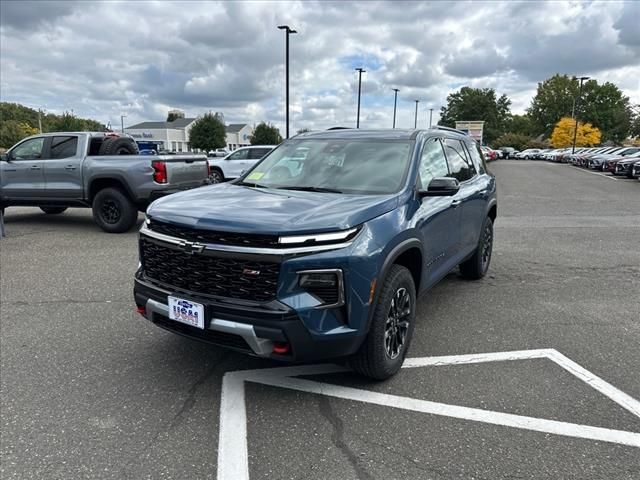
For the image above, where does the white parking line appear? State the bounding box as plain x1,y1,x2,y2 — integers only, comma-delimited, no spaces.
217,349,640,480
573,168,618,180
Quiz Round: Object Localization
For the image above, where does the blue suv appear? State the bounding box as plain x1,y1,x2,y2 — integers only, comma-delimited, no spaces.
134,127,497,379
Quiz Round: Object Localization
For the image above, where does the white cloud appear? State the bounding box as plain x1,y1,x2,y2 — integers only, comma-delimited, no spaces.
0,0,638,133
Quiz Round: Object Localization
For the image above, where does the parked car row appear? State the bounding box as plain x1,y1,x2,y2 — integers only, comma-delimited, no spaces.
540,145,640,179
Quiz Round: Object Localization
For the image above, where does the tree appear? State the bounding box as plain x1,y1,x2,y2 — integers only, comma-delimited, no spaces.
250,122,282,145
188,113,227,151
528,74,631,142
550,117,601,148
0,121,39,148
492,133,534,151
296,128,311,134
506,114,535,136
439,87,511,144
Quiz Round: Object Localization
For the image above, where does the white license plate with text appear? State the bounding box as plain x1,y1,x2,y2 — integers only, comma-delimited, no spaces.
168,296,205,329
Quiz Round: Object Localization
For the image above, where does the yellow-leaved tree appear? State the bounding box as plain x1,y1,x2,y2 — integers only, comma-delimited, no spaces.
551,117,601,148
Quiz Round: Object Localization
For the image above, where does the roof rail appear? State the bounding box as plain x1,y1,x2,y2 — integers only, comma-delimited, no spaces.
326,126,352,130
430,125,469,135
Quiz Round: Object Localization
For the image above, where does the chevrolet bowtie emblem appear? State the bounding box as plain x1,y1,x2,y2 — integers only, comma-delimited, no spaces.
179,241,205,255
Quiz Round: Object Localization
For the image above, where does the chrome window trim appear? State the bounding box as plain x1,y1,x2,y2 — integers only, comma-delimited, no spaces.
139,224,355,255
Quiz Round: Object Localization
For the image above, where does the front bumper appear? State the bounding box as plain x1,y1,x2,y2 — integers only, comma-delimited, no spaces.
134,270,364,363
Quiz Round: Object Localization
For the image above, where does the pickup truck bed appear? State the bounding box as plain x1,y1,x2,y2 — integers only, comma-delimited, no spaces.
1,132,209,232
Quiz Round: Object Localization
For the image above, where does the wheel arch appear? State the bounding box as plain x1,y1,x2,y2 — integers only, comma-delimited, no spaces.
88,175,135,203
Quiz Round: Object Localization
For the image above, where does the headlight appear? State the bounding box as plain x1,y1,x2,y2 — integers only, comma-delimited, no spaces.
298,269,345,308
279,228,359,246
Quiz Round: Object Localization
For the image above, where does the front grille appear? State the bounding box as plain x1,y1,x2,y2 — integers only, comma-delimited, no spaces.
149,219,279,248
140,239,279,302
153,314,251,352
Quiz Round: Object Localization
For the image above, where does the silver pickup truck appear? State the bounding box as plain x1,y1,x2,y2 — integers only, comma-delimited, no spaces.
0,132,209,232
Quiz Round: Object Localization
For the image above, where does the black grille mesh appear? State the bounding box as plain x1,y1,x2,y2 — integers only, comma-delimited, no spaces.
149,219,279,248
141,239,279,302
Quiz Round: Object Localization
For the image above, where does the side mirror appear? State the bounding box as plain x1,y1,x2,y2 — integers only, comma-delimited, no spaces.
419,177,460,197
1,153,9,162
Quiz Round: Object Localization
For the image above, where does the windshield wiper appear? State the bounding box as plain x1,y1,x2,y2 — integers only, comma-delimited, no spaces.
278,186,344,194
236,181,269,188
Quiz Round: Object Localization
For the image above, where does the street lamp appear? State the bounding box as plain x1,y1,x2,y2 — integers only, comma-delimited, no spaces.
355,67,366,128
429,108,434,128
414,100,420,129
120,114,127,133
392,88,400,128
277,25,297,139
572,76,590,154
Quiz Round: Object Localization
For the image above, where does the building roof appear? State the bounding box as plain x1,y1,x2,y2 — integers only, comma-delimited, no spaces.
226,123,248,133
127,118,197,130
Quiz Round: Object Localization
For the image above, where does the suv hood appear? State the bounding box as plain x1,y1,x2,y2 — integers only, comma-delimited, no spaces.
147,183,399,235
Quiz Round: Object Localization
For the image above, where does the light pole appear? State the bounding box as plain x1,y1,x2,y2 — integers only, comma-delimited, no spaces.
414,100,420,128
572,76,590,154
429,108,434,128
355,67,366,128
278,25,297,139
392,88,399,128
120,114,127,133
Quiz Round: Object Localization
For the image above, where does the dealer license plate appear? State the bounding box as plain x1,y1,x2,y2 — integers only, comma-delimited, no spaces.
168,296,205,329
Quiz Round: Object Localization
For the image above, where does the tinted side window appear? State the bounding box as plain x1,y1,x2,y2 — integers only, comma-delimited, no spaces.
11,137,44,160
443,138,475,182
229,149,249,160
464,141,486,174
418,137,449,187
49,136,78,159
248,148,271,159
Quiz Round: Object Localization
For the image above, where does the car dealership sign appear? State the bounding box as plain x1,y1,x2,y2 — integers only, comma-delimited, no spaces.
455,121,485,144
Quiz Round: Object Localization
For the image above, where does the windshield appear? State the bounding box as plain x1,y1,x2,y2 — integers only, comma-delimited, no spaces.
238,138,414,194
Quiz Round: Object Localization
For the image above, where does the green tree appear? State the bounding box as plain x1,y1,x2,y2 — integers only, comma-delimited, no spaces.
439,87,511,144
296,127,311,134
506,114,535,136
250,122,282,145
492,133,535,151
0,121,39,148
189,112,227,151
528,75,631,142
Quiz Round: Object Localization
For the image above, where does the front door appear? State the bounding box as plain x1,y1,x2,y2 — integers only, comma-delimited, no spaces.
42,135,83,199
414,136,461,287
224,148,251,178
1,136,47,201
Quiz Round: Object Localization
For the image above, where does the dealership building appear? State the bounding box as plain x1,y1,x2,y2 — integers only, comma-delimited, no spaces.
125,118,254,153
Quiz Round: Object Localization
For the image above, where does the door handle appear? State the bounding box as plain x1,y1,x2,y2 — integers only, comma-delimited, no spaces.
65,165,77,170
30,165,41,171
451,199,462,207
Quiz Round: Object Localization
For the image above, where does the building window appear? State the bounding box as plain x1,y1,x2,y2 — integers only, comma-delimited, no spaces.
178,142,183,152
172,141,177,151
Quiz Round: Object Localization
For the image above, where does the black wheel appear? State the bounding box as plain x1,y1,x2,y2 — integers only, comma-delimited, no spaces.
92,187,138,233
460,216,494,280
98,137,139,156
210,169,224,183
349,264,416,380
40,207,67,215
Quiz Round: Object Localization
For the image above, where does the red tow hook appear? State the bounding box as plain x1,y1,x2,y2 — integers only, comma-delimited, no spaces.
272,342,290,355
136,305,146,316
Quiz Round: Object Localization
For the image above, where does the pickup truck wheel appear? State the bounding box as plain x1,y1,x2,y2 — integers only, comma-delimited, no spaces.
40,207,67,215
349,264,416,380
459,216,493,280
210,169,224,183
92,188,138,233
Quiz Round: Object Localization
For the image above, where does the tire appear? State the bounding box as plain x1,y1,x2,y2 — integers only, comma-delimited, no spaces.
459,216,494,280
98,137,139,156
349,265,417,380
210,169,224,183
92,187,138,233
40,207,67,215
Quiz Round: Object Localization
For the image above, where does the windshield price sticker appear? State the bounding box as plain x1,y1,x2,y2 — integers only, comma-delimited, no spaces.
168,297,205,329
246,172,264,180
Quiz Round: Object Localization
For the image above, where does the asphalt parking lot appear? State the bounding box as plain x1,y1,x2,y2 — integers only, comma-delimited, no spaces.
1,161,639,479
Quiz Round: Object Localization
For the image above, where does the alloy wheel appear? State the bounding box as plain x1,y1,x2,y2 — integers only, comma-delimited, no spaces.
101,199,121,224
384,287,411,359
481,221,493,272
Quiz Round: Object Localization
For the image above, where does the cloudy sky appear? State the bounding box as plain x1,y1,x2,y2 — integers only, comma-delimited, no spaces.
1,0,639,133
